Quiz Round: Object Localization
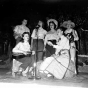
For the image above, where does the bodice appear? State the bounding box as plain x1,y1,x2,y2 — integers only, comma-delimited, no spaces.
65,32,74,43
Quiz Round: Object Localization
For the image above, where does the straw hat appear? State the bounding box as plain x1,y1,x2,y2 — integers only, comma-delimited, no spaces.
61,20,75,28
47,19,58,28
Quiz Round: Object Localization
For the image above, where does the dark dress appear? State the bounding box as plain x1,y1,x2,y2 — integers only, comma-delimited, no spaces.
32,39,44,62
12,53,34,70
64,32,74,43
45,40,56,57
44,32,58,58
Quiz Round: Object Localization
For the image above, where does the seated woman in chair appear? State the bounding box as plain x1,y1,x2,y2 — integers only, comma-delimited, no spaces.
39,28,75,79
12,32,35,77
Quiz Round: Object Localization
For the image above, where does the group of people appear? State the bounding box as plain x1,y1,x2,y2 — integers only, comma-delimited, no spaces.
11,18,79,80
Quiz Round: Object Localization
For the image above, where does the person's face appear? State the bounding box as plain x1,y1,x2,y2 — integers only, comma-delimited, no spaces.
49,23,55,29
22,20,27,25
57,29,63,37
23,34,29,41
67,24,71,29
38,21,43,27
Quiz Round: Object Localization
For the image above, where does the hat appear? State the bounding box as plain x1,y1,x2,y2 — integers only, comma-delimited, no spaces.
61,20,75,28
47,19,58,28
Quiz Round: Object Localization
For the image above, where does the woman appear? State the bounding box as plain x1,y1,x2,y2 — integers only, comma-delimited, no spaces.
12,32,34,77
44,19,58,57
31,20,47,62
61,20,79,74
39,28,75,79
13,19,30,44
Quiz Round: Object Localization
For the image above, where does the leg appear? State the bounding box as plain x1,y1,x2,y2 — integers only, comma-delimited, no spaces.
12,59,22,77
70,47,77,74
22,66,29,77
39,57,54,72
37,51,43,62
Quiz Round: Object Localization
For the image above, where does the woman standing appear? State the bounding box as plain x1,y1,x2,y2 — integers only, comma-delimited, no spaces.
31,20,47,62
61,20,79,74
13,19,30,44
44,19,58,58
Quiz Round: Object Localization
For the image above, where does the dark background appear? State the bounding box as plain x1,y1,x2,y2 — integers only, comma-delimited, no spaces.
0,0,88,27
0,0,88,55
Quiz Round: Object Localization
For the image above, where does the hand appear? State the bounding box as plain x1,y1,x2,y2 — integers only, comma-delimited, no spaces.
32,51,35,55
23,51,28,55
47,41,53,46
53,45,56,48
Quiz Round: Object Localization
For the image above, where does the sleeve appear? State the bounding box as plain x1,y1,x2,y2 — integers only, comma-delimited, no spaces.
44,34,48,45
31,29,35,38
13,26,19,33
26,27,30,33
13,26,20,39
12,42,23,53
44,30,47,35
53,37,69,54
73,30,79,41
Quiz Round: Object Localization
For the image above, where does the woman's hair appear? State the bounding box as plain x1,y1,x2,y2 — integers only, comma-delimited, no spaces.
57,27,65,36
48,21,57,31
22,32,30,38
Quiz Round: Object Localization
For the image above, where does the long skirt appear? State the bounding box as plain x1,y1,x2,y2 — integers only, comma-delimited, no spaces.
45,40,56,57
32,39,44,62
12,56,34,73
45,44,55,58
39,50,75,79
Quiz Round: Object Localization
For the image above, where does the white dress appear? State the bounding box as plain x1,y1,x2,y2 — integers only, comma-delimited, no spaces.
39,35,75,79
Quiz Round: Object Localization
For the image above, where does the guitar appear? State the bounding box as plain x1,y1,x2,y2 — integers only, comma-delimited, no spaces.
12,52,32,60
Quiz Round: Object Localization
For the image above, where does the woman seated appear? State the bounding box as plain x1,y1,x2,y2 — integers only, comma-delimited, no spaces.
38,28,75,79
12,32,35,77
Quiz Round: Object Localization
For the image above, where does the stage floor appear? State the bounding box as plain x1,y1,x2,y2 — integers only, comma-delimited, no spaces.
0,68,88,88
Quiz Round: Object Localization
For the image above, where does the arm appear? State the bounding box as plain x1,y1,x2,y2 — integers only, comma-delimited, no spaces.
26,27,30,33
53,39,67,49
44,34,48,46
31,38,33,50
13,26,19,39
73,30,79,41
12,42,24,53
53,37,69,54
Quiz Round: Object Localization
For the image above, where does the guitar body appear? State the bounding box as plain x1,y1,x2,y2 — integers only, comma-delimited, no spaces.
12,52,32,60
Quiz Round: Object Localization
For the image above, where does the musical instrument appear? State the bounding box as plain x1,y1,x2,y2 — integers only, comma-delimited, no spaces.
12,52,32,60
48,40,57,45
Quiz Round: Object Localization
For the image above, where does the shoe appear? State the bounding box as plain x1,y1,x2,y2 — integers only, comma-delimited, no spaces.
46,73,54,79
39,72,47,78
22,72,27,77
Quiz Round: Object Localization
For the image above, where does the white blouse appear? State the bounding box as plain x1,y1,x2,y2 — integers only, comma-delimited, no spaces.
12,42,31,53
44,32,58,45
53,35,70,55
13,25,30,39
65,28,79,41
31,27,47,39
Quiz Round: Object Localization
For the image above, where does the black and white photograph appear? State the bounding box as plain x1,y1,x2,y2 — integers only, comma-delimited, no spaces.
0,0,88,88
